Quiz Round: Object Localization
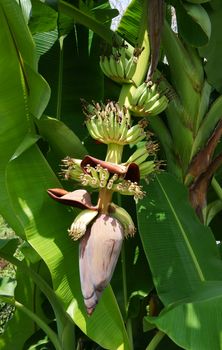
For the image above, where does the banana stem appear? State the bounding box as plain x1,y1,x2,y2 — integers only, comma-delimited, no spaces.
117,193,134,350
121,240,134,348
56,35,64,120
146,330,165,350
105,143,123,163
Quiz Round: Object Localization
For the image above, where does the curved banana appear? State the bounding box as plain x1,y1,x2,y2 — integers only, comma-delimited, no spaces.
69,209,98,241
99,56,112,78
137,87,149,106
109,55,119,78
145,95,169,116
116,57,125,79
125,56,137,81
130,83,147,106
143,93,161,111
109,203,136,237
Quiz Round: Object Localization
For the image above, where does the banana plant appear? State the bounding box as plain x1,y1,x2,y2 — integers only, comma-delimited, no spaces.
1,0,222,349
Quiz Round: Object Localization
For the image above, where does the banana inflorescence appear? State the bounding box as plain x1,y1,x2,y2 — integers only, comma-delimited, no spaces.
129,81,169,117
99,43,143,84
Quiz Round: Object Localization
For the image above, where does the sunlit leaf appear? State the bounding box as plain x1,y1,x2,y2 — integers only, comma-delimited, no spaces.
146,281,222,350
137,173,222,305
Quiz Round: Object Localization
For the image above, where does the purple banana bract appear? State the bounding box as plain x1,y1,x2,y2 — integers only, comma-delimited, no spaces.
79,214,124,315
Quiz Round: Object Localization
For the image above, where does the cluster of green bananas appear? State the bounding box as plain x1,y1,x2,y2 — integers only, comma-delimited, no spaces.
125,142,161,179
129,82,169,117
99,45,142,84
83,101,147,145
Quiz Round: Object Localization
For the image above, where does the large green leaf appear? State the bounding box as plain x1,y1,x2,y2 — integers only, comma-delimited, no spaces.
137,173,222,348
137,173,222,305
0,0,39,236
146,281,222,350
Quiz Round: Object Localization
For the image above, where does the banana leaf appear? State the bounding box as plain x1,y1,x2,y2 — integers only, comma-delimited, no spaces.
137,172,222,349
199,3,222,93
174,1,211,47
145,281,222,350
137,173,222,305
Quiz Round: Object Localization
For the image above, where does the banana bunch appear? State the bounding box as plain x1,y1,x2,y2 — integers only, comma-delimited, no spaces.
84,101,147,145
125,142,160,179
129,82,168,117
99,45,141,84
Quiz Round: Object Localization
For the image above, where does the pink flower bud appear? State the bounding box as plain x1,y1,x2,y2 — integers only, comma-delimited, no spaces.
79,214,124,315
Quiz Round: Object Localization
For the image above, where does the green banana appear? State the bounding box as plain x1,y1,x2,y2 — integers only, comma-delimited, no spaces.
109,203,136,237
130,83,147,105
86,117,103,140
125,55,137,81
109,55,119,77
99,56,112,78
116,57,125,79
145,95,168,116
126,144,148,164
137,87,149,106
126,125,145,143
139,161,156,178
69,209,98,241
143,93,161,111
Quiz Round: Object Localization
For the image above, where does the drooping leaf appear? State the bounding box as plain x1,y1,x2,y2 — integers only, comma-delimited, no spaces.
117,0,142,45
33,30,58,58
175,1,211,47
36,116,87,159
10,133,40,161
199,4,222,92
0,0,38,236
29,0,58,34
146,281,222,350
